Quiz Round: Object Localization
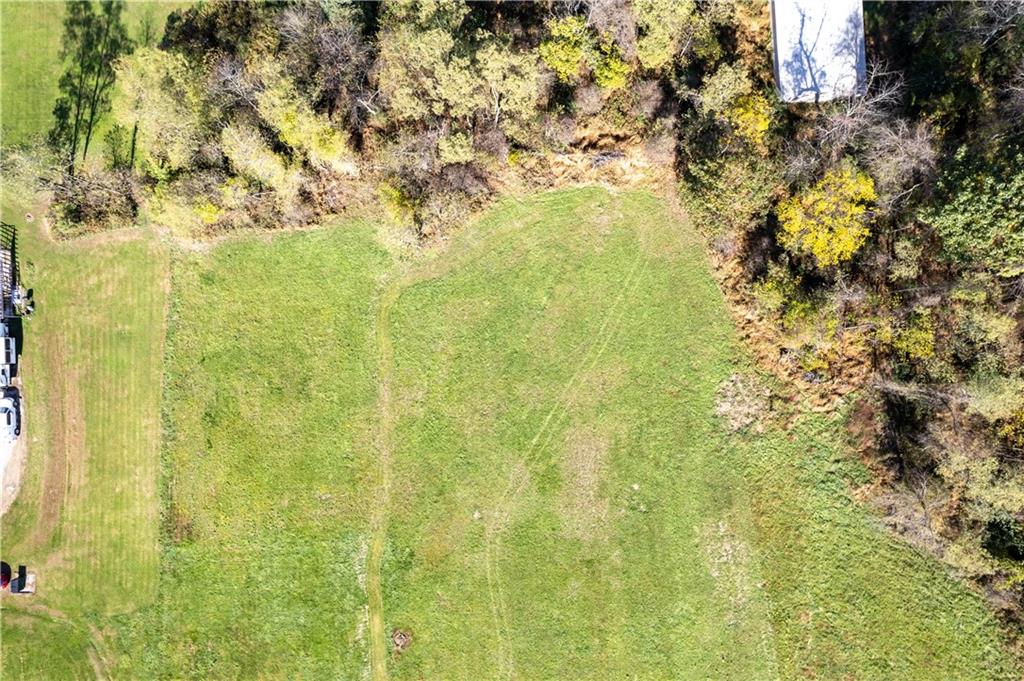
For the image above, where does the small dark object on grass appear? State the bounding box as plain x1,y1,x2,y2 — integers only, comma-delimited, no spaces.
391,628,412,653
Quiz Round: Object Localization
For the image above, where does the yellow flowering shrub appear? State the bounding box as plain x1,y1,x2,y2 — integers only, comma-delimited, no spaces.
726,93,772,147
194,200,222,226
999,410,1024,450
778,164,876,268
539,17,631,90
539,17,590,83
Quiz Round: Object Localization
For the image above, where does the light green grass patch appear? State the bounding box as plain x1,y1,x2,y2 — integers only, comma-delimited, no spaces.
118,225,392,678
1,198,168,677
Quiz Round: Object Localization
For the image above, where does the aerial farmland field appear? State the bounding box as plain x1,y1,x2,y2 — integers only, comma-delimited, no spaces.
4,188,1014,678
2,0,1023,678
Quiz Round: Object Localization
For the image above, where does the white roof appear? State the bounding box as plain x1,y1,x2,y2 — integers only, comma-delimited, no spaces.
770,0,867,103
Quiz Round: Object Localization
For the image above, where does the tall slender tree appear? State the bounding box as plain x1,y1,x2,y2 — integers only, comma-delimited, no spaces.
49,0,131,174
81,1,131,161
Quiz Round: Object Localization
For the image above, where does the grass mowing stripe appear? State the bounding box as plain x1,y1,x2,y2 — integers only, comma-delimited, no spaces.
1,197,168,680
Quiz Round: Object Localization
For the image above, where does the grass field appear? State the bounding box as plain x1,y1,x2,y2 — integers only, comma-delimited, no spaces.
0,1,190,147
1,188,1019,678
0,198,169,678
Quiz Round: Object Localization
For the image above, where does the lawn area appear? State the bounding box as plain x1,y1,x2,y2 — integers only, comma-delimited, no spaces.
0,188,1017,678
0,199,169,676
115,188,1017,678
0,1,190,146
114,224,393,678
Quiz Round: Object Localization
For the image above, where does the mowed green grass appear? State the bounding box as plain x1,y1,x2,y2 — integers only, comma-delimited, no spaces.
110,225,393,678
0,611,93,679
0,1,190,146
98,188,1015,679
0,199,168,677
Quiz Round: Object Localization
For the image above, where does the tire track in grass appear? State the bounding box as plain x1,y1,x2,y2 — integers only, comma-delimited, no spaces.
483,251,648,680
366,279,398,681
365,201,573,681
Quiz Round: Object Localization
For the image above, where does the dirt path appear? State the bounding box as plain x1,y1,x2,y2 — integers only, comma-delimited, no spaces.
366,279,401,681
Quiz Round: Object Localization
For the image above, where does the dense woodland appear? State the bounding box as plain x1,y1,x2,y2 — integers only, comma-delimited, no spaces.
5,0,1024,641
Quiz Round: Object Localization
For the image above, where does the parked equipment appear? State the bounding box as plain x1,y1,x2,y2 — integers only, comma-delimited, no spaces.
0,561,35,595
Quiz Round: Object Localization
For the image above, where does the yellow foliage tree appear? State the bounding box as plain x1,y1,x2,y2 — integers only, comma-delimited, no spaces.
726,93,772,147
255,67,356,177
778,164,876,268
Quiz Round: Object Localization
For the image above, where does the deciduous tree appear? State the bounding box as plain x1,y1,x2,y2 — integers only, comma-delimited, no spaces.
778,163,877,268
50,0,132,173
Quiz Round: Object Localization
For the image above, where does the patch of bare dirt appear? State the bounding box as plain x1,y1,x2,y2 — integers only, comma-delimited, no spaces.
391,628,412,655
700,520,757,627
715,373,775,434
31,335,84,547
559,428,611,541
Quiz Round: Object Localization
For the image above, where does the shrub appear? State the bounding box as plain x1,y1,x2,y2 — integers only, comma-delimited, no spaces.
751,261,801,317
112,47,207,180
921,147,1024,277
892,309,937,360
634,0,696,72
539,16,590,84
778,163,876,268
378,182,417,225
437,132,475,166
220,124,299,203
889,238,922,282
592,36,631,90
998,409,1024,450
966,375,1024,423
681,152,782,238
539,17,631,90
725,92,773,147
50,170,141,237
255,68,356,176
699,63,752,117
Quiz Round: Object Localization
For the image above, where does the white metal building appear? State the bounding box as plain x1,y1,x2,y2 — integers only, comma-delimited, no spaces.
770,0,867,103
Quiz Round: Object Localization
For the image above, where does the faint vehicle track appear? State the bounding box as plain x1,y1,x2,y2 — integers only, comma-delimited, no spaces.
483,252,648,680
365,202,553,681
